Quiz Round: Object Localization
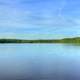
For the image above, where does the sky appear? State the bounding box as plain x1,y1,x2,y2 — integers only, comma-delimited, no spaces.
0,0,80,39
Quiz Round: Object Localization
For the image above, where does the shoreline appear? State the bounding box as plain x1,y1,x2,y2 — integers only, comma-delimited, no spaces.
0,37,80,43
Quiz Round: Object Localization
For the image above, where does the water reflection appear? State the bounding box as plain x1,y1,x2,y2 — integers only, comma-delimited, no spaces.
0,44,79,80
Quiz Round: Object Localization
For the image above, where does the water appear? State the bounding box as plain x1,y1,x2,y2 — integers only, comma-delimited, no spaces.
0,44,80,80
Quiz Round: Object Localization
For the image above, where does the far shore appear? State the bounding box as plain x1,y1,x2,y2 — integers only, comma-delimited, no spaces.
0,37,80,44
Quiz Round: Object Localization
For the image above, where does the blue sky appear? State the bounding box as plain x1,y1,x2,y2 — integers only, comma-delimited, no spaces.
0,0,80,39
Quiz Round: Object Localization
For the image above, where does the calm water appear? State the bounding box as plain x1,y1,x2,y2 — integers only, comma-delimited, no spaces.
0,44,80,80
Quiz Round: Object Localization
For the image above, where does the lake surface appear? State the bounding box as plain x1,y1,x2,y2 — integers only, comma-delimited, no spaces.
0,44,80,80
